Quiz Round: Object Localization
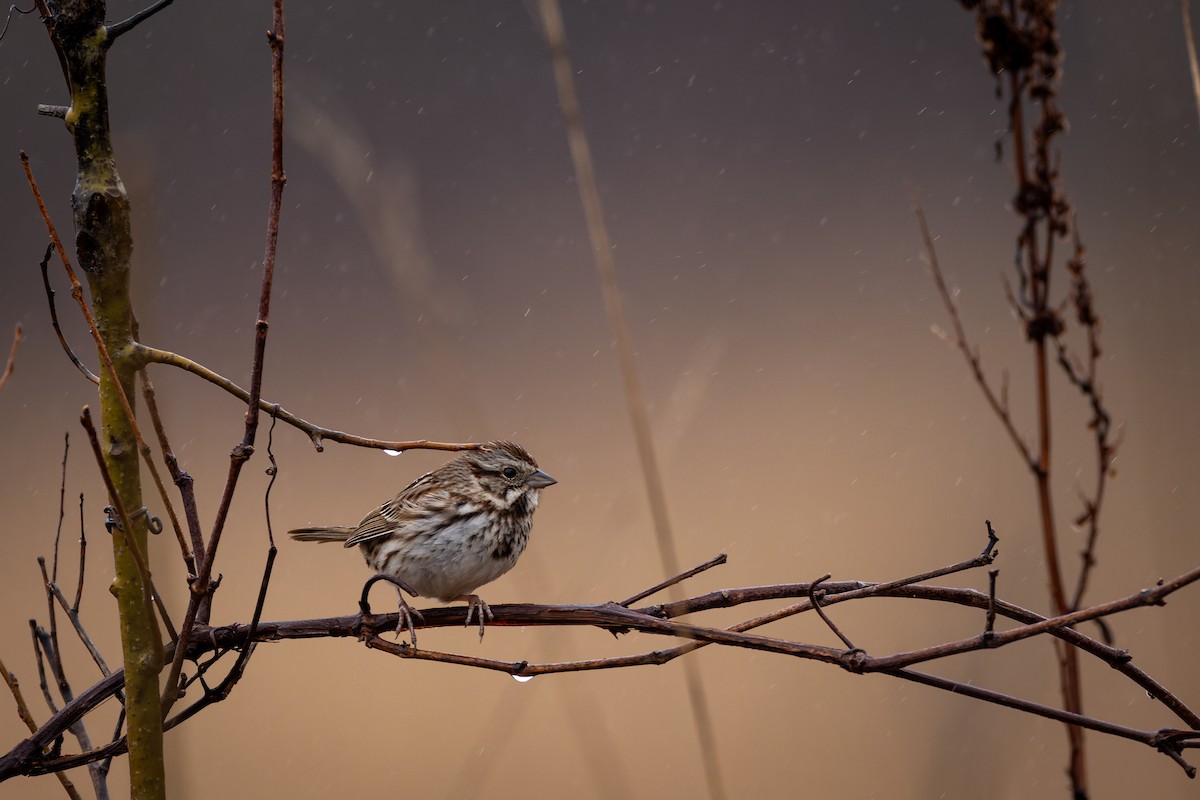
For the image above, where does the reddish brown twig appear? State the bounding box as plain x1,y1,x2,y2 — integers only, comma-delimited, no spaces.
138,343,481,454
0,323,22,394
0,656,81,800
138,369,205,570
191,0,286,620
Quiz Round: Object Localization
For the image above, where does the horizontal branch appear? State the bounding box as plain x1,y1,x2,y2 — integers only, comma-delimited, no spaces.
137,344,479,454
5,566,1199,781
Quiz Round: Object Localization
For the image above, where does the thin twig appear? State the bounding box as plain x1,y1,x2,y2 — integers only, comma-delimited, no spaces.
0,3,35,44
620,553,727,607
105,0,175,40
52,434,69,587
44,581,111,678
913,196,1033,465
1,659,80,800
39,243,99,385
0,657,41,736
29,623,58,716
36,560,62,704
138,344,480,454
984,569,999,638
30,625,108,797
0,323,23,394
138,368,205,570
191,0,287,627
808,575,858,651
72,493,85,613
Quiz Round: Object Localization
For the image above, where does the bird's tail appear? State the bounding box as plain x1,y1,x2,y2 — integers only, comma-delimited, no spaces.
288,526,356,544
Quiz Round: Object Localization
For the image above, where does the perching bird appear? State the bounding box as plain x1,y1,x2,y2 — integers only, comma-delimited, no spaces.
288,441,555,645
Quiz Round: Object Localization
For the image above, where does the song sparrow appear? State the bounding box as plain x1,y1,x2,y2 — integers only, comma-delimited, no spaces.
288,441,556,645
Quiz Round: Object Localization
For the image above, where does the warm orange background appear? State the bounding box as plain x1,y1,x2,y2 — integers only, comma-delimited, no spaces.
2,2,1199,798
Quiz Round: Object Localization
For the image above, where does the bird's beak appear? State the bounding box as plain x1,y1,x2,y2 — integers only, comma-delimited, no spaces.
526,469,557,489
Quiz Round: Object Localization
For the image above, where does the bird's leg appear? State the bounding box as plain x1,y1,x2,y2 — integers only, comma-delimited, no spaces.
359,573,424,647
392,587,425,646
458,594,494,641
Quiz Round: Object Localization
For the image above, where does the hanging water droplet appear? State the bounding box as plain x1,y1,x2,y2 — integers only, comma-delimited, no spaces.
383,449,402,457
512,674,534,683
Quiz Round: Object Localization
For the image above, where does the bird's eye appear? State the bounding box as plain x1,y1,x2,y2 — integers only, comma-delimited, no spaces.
502,467,518,480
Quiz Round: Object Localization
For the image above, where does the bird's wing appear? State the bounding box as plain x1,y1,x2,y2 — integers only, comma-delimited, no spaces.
343,470,452,547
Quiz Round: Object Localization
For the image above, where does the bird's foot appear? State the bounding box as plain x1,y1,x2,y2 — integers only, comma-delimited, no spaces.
461,594,494,642
394,596,425,648
358,573,423,647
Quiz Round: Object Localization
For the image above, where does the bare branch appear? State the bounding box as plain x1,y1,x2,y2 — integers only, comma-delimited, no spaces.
71,494,85,613
0,3,35,45
138,369,205,569
0,657,41,737
138,344,481,454
0,323,22,394
912,197,1034,465
38,244,99,385
105,0,175,40
1,658,81,800
620,553,727,607
44,581,112,679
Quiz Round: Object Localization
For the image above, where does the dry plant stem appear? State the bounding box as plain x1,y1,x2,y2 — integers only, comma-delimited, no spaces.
1053,223,1115,613
0,323,23,394
1004,8,1087,788
537,2,725,797
1184,0,1200,129
39,243,99,385
137,344,479,454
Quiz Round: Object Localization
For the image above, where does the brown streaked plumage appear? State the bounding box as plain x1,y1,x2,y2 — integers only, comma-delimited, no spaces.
289,441,555,644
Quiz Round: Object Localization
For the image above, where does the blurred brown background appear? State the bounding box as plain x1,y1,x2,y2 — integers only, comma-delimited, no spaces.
2,1,1199,797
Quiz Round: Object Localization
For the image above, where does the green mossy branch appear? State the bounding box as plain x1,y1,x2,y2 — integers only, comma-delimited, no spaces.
35,1,166,798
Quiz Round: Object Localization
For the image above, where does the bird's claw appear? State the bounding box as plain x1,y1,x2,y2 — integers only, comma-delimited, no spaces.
393,598,425,648
463,595,494,641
